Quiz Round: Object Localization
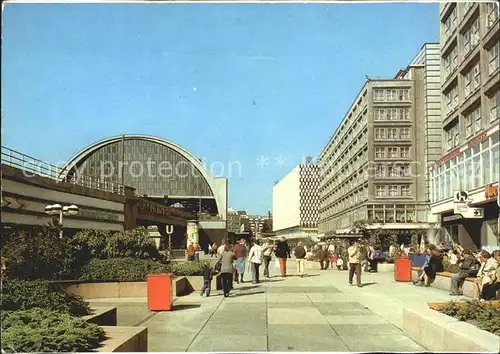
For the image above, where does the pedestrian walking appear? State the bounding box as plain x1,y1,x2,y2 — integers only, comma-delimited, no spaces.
348,240,362,287
248,240,263,283
275,237,291,277
317,245,329,270
234,239,248,283
200,263,213,297
215,245,237,298
262,240,274,278
294,241,307,277
187,242,196,261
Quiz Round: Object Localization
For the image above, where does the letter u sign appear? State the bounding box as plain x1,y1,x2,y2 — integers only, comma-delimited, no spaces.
166,225,174,234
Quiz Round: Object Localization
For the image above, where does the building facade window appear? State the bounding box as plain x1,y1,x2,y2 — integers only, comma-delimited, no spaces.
389,185,398,197
464,63,480,98
486,2,499,30
388,128,398,139
388,147,398,158
375,166,384,178
445,85,459,114
443,46,458,78
488,41,499,75
387,89,397,101
375,128,385,139
398,89,409,101
465,106,482,138
399,108,410,120
489,90,499,123
399,164,410,177
375,109,385,120
375,147,385,158
400,146,410,158
401,185,411,196
443,7,457,43
445,122,459,151
376,185,386,196
374,89,385,101
462,18,480,56
400,128,410,139
388,166,397,177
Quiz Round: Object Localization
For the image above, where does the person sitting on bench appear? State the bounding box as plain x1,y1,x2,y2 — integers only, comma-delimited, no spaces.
449,250,480,296
481,250,500,301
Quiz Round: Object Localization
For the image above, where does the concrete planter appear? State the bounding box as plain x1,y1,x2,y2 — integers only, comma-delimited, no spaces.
377,263,394,273
59,276,204,299
98,326,148,352
83,306,118,326
410,270,477,298
403,306,499,353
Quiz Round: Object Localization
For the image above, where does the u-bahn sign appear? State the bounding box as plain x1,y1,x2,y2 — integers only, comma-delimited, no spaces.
137,199,193,219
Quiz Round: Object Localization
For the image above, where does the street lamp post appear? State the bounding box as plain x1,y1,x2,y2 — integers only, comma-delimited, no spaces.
45,204,79,238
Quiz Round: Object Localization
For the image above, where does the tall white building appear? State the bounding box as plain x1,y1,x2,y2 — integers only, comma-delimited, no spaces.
272,164,320,239
430,2,499,250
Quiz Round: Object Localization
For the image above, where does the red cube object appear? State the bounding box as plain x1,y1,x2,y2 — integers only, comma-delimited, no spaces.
147,273,173,311
394,255,412,282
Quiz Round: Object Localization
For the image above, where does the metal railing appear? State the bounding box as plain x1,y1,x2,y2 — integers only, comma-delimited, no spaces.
1,146,125,195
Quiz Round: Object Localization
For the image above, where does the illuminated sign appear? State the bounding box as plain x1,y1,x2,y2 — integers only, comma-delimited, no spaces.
137,199,192,219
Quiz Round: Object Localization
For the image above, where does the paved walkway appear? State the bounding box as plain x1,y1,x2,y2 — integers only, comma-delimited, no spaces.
91,264,465,352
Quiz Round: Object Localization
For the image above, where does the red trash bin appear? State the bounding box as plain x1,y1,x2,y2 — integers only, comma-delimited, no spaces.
394,255,412,282
147,273,173,311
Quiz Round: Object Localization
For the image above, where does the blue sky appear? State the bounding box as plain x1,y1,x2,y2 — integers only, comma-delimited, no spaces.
2,2,439,215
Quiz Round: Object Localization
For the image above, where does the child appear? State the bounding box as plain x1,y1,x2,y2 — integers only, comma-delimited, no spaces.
200,263,213,297
336,256,344,270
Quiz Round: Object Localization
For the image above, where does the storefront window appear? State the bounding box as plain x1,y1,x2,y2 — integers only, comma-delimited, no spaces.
493,145,499,182
482,150,491,184
457,160,464,190
473,154,481,188
465,159,473,191
396,208,405,222
407,209,415,223
445,170,451,198
385,205,395,223
375,206,384,222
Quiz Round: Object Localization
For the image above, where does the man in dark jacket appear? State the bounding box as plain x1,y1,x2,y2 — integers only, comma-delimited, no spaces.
450,251,480,296
317,245,329,270
275,237,291,277
294,242,307,277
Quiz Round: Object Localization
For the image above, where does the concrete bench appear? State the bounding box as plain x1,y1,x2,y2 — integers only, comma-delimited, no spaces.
411,269,478,298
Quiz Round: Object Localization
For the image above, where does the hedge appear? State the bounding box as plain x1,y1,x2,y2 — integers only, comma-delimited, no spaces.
78,258,211,281
440,300,500,336
1,309,106,353
1,279,91,316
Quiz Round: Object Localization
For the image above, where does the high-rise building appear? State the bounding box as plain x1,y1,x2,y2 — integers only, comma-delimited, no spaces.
430,2,499,250
273,164,320,238
318,43,442,237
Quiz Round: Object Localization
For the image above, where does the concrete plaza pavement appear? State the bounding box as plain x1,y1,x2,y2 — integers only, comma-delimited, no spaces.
90,262,468,352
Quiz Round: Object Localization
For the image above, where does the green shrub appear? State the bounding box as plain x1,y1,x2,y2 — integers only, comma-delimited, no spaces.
1,308,106,353
169,261,210,276
79,258,170,281
104,227,160,260
440,300,500,336
1,225,77,280
71,227,160,264
78,258,209,281
1,279,91,316
70,229,113,263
